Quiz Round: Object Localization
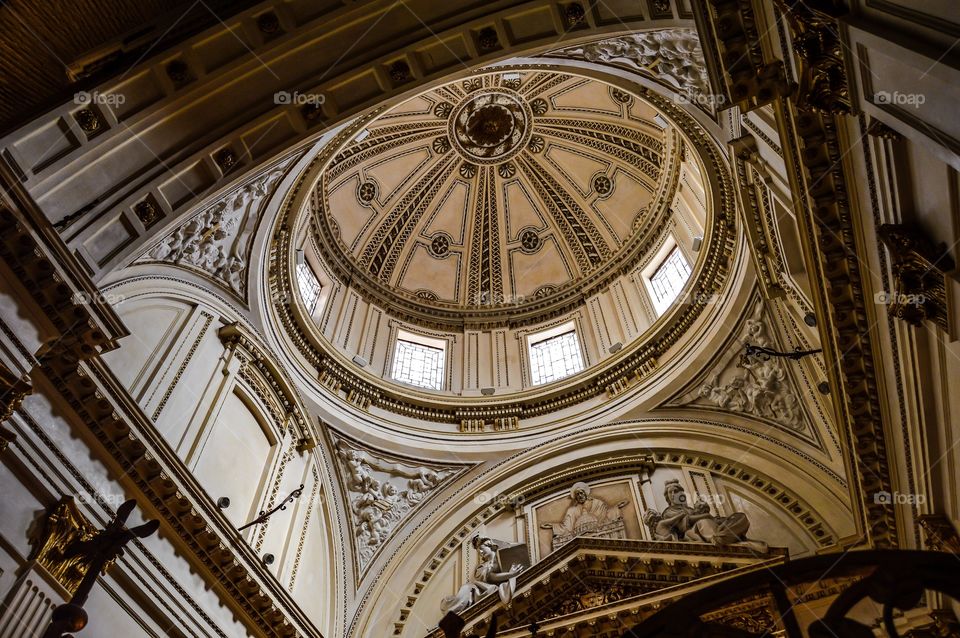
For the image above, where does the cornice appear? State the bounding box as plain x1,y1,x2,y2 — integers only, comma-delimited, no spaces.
0,169,322,637
218,322,320,450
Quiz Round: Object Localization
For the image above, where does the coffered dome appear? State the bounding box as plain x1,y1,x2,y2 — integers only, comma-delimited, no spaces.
311,70,683,328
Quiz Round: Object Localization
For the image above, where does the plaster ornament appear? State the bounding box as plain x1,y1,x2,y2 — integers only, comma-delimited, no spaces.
690,305,807,432
139,161,290,295
540,482,628,551
333,439,456,570
643,479,768,553
548,29,711,104
440,536,528,616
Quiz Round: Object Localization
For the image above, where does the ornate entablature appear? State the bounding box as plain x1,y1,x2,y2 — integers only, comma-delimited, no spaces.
266,67,741,428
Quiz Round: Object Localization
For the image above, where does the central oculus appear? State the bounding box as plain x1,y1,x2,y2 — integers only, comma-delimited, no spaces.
449,90,532,164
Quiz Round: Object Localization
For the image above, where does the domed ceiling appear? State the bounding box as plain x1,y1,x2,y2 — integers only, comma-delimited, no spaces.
311,70,683,327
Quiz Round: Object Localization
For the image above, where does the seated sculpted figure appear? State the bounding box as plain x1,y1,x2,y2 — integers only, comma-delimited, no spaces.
643,479,768,553
542,481,628,539
440,536,525,615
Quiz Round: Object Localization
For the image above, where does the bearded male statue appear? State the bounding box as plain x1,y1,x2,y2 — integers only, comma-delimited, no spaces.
643,479,768,553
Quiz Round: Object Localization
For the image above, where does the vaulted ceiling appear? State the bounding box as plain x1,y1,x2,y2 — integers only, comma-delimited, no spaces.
311,70,683,325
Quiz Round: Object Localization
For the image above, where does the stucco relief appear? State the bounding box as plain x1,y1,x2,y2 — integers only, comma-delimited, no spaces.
540,481,629,551
675,303,811,435
532,479,642,558
137,160,291,296
331,436,461,573
547,29,711,104
440,536,529,616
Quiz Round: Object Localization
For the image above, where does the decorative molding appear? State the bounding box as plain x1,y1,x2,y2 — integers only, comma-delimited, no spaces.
218,323,319,450
0,362,31,449
270,79,739,425
878,223,956,334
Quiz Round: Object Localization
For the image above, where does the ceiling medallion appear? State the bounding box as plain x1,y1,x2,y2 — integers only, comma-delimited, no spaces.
357,180,378,205
593,174,613,196
448,89,532,164
430,234,451,257
519,228,543,253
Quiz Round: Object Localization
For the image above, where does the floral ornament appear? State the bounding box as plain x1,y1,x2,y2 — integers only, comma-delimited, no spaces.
358,181,378,204
593,175,613,196
528,136,545,153
459,162,477,179
611,88,633,104
498,162,517,179
430,234,450,257
433,136,451,153
530,98,548,115
520,229,542,253
434,102,453,118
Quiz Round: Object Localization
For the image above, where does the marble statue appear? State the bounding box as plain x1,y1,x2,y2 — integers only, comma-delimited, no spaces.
541,482,628,550
440,536,527,615
643,479,768,553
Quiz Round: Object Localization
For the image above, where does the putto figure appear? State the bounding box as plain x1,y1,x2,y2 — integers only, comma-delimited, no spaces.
643,479,768,553
440,536,528,615
541,482,629,550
